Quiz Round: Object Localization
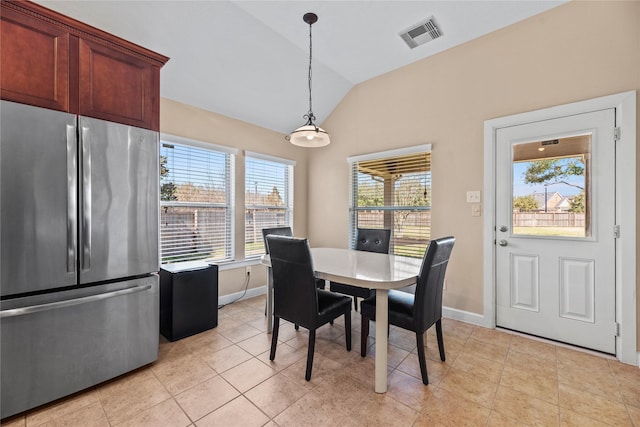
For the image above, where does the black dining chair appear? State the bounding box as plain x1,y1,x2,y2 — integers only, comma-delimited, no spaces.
330,228,391,310
360,236,455,385
262,226,325,288
262,227,293,316
267,235,352,381
261,226,293,252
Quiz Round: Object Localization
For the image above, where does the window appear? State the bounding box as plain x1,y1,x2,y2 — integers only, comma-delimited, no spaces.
159,134,236,264
511,135,590,238
348,145,431,258
245,152,295,257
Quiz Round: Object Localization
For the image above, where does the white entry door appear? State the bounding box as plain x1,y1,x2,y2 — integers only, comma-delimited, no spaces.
495,109,616,354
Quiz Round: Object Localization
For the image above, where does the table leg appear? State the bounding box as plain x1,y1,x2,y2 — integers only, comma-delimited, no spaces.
374,288,388,393
266,267,273,333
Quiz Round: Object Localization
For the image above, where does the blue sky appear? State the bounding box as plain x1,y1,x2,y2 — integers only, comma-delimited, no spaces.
513,161,583,197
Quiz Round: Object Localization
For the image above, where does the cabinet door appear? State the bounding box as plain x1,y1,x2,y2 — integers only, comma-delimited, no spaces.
78,38,160,130
0,6,70,111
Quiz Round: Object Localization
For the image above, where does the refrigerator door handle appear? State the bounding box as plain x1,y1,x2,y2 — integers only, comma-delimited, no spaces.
66,124,78,273
80,126,91,270
0,284,152,319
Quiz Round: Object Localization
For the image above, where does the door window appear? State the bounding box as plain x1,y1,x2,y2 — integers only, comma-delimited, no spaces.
512,134,591,238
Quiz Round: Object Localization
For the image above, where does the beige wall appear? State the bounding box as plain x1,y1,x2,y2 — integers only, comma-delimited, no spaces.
159,1,639,349
308,1,640,339
160,99,309,296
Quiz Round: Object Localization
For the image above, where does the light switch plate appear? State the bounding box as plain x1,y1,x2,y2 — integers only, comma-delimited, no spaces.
471,204,481,217
466,190,481,203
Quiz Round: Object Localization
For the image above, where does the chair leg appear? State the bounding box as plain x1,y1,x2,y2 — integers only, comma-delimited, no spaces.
416,331,429,385
344,311,352,351
360,315,369,357
270,317,280,361
295,324,299,330
305,330,316,381
435,319,446,361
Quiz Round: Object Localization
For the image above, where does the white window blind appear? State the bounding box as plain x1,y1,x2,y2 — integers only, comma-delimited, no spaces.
245,152,294,257
349,146,431,258
160,136,235,263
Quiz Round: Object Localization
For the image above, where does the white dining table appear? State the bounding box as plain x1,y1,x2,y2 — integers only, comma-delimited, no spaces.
260,247,422,393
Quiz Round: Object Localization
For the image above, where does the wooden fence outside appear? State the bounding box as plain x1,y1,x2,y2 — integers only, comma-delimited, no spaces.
513,212,585,227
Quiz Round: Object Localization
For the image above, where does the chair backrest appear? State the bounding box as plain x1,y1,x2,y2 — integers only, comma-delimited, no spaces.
266,235,318,328
261,226,293,254
355,228,391,254
413,236,455,330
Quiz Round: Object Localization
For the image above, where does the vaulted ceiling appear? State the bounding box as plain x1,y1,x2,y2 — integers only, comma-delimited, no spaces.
35,1,566,135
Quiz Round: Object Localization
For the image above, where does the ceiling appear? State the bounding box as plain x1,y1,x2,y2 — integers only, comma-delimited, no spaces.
35,0,566,135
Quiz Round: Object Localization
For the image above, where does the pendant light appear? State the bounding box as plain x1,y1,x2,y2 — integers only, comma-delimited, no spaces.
286,12,330,147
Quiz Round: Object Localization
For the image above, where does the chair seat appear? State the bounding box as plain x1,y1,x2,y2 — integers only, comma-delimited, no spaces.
361,290,415,331
317,289,353,325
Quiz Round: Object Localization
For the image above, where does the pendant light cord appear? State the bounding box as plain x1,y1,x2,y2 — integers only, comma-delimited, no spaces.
306,20,315,123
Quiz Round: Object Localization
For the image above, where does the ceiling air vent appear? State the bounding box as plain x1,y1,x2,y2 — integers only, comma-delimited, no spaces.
399,16,442,49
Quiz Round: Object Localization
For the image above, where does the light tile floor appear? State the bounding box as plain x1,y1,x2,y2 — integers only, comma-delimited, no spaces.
3,295,639,426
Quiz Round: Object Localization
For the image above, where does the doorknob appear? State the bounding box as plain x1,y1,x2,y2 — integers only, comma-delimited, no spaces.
499,225,508,232
498,240,508,247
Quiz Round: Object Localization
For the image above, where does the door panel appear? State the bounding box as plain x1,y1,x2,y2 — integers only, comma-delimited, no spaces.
1,101,77,296
559,258,594,322
496,109,615,354
510,254,539,311
79,116,159,284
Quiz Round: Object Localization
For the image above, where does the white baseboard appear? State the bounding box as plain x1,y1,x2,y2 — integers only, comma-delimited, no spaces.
218,285,266,306
442,305,487,327
220,291,489,326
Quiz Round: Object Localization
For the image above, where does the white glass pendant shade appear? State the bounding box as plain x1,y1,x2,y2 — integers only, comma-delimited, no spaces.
288,124,330,147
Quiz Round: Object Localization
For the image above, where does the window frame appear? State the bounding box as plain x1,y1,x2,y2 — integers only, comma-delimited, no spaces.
159,133,237,264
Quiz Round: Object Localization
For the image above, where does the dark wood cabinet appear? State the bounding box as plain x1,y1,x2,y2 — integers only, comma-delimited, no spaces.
0,5,71,112
0,0,168,130
78,38,160,130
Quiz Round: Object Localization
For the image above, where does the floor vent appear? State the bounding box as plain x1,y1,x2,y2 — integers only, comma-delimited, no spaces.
399,16,442,49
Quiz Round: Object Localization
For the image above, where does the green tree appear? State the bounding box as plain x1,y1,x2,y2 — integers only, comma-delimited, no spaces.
267,186,283,206
357,182,384,207
569,191,585,213
395,177,430,207
160,155,177,201
513,195,539,211
523,157,584,190
394,177,430,235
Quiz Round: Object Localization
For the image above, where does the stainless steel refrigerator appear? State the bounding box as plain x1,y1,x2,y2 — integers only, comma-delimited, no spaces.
0,100,160,418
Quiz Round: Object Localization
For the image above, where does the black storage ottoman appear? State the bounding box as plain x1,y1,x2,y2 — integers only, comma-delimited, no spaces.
160,262,218,341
